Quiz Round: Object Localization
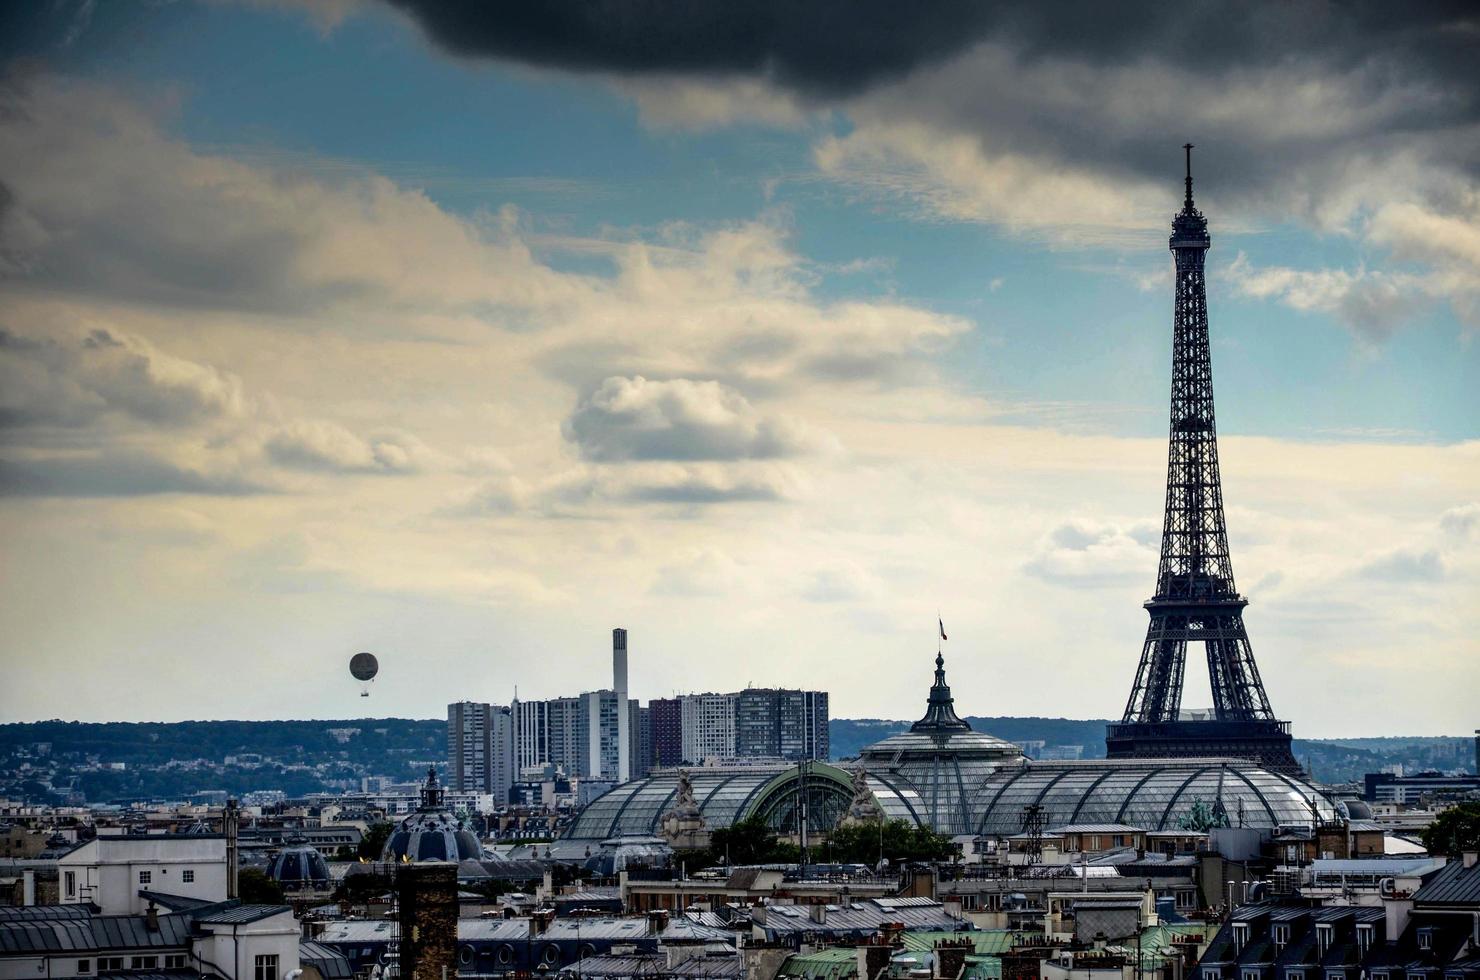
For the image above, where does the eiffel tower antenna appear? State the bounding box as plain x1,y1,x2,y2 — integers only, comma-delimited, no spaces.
1184,143,1195,210
1106,145,1300,775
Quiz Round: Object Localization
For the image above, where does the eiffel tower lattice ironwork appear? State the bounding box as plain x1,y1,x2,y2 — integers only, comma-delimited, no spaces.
1106,145,1300,775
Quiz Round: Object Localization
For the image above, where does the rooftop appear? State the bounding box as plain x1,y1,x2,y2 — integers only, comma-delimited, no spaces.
1413,856,1480,906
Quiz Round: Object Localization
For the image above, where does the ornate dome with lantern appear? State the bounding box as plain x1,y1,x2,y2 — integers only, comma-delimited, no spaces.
267,839,332,890
382,767,483,863
855,652,1025,834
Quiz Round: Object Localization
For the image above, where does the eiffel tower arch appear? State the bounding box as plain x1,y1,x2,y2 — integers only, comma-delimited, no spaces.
1105,146,1301,775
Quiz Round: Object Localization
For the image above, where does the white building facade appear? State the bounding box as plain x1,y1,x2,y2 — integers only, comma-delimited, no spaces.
680,694,737,764
57,835,228,916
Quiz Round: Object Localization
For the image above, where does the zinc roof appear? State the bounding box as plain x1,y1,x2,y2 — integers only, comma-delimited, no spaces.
193,905,291,925
0,913,195,954
1414,860,1480,906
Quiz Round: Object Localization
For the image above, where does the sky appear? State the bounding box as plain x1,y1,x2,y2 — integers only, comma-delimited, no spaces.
0,1,1475,736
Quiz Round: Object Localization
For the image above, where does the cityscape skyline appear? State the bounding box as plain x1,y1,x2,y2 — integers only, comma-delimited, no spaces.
0,2,1476,736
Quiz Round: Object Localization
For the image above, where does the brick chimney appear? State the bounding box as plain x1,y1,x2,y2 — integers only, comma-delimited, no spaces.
396,864,457,980
855,939,892,980
933,938,973,980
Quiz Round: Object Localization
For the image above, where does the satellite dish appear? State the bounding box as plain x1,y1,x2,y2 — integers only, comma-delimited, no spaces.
350,652,379,696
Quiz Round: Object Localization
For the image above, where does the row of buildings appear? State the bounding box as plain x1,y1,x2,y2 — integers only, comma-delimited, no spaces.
446,628,829,800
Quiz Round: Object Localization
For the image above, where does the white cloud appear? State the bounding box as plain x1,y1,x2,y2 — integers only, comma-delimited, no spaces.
1023,516,1159,586
264,419,432,474
0,325,248,436
564,375,825,462
619,77,810,130
1225,252,1431,343
1439,502,1480,540
1356,547,1445,583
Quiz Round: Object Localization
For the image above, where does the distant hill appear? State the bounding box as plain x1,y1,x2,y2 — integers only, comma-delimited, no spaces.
0,717,1472,803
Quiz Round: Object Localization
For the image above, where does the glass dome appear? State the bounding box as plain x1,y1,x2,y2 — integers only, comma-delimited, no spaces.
563,764,857,840
969,758,1342,837
855,654,1023,834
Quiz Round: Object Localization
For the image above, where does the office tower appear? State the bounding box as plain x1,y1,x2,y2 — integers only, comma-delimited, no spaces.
512,697,549,771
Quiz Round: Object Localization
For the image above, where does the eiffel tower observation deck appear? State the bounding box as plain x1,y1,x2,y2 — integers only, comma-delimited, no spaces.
1106,146,1301,775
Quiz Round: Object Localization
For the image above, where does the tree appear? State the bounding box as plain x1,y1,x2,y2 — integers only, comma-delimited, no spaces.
707,817,798,866
1421,802,1480,856
824,820,957,865
358,821,394,860
238,868,284,905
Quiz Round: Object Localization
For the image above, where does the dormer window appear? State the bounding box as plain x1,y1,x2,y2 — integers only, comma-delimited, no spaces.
1317,924,1334,956
1417,928,1433,951
1233,924,1251,953
1357,924,1373,955
1274,925,1290,952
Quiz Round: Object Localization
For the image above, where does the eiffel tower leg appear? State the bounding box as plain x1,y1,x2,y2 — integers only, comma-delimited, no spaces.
1205,631,1242,719
1208,619,1273,721
1124,617,1188,724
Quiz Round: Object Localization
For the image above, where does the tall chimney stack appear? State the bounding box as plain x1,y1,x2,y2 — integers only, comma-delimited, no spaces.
614,628,630,782
224,799,240,900
613,628,628,696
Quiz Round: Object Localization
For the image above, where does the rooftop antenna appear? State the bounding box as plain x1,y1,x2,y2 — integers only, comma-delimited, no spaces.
1022,803,1046,866
1183,143,1195,210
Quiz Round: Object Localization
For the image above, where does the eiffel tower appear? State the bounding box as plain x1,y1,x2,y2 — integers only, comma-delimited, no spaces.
1105,146,1301,775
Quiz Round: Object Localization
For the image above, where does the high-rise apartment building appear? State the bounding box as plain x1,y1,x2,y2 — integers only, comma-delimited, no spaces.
446,701,515,801
580,689,624,780
648,697,682,768
545,696,584,776
781,689,829,761
735,688,829,760
669,689,829,765
680,693,738,763
630,701,651,779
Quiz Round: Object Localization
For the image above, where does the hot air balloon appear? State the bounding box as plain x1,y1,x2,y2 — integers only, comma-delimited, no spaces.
349,652,379,697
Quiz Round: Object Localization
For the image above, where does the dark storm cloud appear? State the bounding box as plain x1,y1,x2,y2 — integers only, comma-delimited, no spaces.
384,0,993,97
386,0,1480,222
386,1,1480,106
